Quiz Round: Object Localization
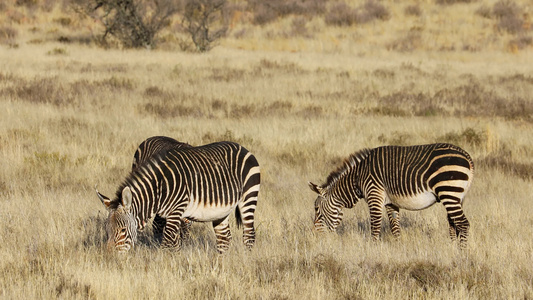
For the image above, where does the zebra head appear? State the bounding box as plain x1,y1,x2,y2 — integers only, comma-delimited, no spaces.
308,182,344,232
96,186,138,253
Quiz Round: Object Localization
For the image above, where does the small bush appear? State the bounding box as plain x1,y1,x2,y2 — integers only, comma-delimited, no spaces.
436,0,476,4
94,76,134,90
492,0,524,34
387,28,423,52
508,35,533,50
325,2,357,26
478,155,533,181
181,0,228,52
2,77,75,106
209,68,246,82
73,0,179,48
357,0,390,23
249,0,326,25
143,102,197,118
0,26,18,45
404,4,422,17
54,17,72,27
325,0,389,26
289,16,311,38
377,131,414,146
475,5,492,19
437,127,486,147
47,47,67,55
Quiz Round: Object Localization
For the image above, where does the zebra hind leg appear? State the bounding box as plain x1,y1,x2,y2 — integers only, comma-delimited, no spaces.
385,204,401,238
454,214,469,250
213,216,232,254
442,200,469,249
446,215,458,242
180,218,193,240
237,202,256,250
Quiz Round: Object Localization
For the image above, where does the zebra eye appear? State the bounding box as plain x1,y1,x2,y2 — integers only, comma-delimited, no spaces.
119,228,127,235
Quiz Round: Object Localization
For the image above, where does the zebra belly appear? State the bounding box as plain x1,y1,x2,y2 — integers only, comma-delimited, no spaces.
182,199,236,222
387,191,437,211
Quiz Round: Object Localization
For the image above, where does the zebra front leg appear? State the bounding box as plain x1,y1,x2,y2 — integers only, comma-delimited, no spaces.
152,214,166,242
161,216,183,251
368,201,384,241
385,204,401,238
213,216,232,254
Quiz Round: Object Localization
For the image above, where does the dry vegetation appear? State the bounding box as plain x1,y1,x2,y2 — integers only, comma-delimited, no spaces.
1,0,533,299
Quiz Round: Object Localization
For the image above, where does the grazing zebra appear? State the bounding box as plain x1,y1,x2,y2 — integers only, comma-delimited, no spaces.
309,143,474,248
97,141,260,253
131,136,193,241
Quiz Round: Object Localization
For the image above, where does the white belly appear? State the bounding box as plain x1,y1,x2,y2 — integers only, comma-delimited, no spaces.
182,198,235,222
387,191,437,211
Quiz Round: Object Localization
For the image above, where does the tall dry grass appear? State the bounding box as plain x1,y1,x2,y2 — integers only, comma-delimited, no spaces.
1,42,532,299
1,0,533,298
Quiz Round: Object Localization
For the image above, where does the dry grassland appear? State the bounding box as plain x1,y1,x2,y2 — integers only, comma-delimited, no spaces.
1,0,533,299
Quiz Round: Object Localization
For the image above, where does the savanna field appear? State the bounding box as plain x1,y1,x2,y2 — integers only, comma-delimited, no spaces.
0,0,532,298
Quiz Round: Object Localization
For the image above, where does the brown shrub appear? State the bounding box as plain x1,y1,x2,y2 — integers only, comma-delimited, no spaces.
209,67,246,82
249,0,326,25
492,0,524,34
325,2,358,26
437,127,486,148
326,0,390,26
478,155,533,181
387,27,423,52
2,77,76,106
357,0,390,23
182,0,228,52
508,35,533,50
404,4,422,17
143,102,198,118
436,0,476,4
0,26,18,45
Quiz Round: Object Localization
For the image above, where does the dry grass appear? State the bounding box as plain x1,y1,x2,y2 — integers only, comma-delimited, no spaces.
1,1,533,299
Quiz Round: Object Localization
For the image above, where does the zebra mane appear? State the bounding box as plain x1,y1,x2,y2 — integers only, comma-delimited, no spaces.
323,148,372,189
113,156,160,208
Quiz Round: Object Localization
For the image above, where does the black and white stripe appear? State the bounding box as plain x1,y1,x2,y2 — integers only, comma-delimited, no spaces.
309,143,474,248
98,140,260,253
132,136,191,171
131,136,193,241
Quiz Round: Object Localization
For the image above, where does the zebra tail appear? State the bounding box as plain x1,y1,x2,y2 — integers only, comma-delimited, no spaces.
235,206,243,228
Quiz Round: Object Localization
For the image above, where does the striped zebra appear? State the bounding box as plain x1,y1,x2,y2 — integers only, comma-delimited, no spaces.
96,141,260,253
131,136,193,241
309,143,474,248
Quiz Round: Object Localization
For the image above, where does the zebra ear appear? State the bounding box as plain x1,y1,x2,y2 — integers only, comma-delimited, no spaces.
121,186,133,211
95,185,113,211
308,182,321,194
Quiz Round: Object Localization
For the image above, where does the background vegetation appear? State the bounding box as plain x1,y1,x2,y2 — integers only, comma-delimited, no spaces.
0,0,532,299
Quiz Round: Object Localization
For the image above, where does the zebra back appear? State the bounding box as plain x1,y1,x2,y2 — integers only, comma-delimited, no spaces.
132,136,191,171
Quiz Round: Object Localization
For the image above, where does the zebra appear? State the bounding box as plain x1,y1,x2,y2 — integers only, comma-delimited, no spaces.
96,141,260,253
308,143,474,248
131,136,193,242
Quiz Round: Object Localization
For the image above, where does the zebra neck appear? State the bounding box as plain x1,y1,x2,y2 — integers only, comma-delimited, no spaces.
128,181,160,230
329,173,360,208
